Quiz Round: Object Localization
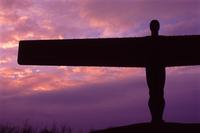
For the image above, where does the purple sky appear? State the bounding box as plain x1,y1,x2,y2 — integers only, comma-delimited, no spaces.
0,0,200,132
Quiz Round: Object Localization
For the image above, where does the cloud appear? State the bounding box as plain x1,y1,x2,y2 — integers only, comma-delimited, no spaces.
0,0,102,56
162,18,200,35
0,56,12,64
80,0,200,36
0,65,142,98
0,0,32,9
5,75,146,106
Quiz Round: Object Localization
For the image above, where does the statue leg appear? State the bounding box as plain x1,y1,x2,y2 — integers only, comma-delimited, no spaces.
146,66,165,123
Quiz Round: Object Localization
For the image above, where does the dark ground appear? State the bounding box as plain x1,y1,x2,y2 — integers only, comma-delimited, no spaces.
90,122,200,133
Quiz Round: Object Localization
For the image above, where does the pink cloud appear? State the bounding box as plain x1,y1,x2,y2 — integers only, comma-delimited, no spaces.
0,56,12,64
0,66,142,97
0,0,32,9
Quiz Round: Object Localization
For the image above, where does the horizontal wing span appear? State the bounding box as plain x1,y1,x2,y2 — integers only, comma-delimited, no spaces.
18,35,200,67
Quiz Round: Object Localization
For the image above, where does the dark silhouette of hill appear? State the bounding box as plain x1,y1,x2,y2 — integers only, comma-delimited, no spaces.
90,123,200,133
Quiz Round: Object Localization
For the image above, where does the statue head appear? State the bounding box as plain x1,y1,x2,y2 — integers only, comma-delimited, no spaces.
150,20,160,36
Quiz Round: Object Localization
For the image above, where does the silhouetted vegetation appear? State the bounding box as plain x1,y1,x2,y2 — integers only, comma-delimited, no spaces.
0,124,72,133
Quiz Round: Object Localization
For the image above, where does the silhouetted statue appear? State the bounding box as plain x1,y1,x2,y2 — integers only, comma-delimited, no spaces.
146,20,165,123
18,20,200,124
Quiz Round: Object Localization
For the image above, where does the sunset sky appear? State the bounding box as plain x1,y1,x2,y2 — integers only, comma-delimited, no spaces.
0,0,200,132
